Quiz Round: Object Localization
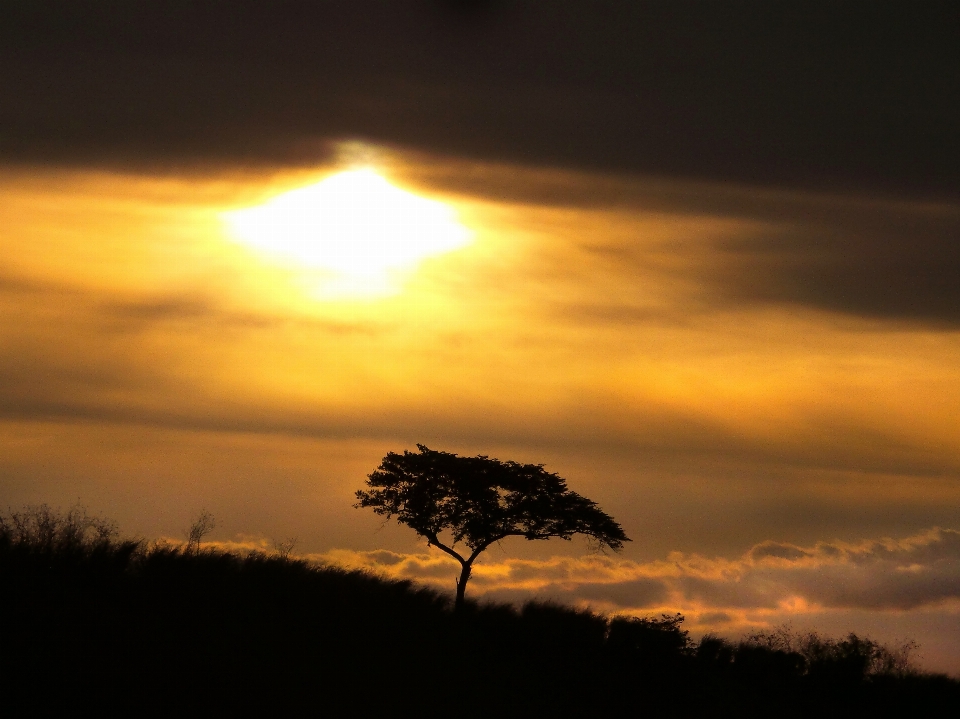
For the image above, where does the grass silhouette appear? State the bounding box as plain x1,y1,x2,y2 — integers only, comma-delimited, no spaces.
2,505,957,717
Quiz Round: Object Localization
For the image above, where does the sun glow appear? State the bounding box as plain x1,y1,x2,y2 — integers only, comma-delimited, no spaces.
222,169,472,297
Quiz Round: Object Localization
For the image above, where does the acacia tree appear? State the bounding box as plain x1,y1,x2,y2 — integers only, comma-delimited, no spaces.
356,445,630,610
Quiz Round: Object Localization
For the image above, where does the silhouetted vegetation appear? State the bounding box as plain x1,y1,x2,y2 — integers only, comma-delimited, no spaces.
184,508,216,555
2,505,957,717
356,445,629,608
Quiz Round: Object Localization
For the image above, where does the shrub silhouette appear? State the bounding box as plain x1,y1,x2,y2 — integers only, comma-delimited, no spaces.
608,612,690,668
1,502,123,552
743,627,920,682
184,509,216,554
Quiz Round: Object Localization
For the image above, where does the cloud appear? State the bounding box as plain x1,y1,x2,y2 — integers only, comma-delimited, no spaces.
1,2,957,197
319,527,960,616
3,164,960,491
572,577,670,608
749,541,813,562
678,528,960,613
407,157,960,326
704,200,960,325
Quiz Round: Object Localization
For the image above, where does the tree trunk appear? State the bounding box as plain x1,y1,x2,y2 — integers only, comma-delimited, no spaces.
455,562,472,611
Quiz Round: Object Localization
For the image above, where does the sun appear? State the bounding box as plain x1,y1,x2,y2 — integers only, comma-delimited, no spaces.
222,169,472,297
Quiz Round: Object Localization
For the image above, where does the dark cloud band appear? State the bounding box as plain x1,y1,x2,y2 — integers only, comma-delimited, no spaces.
2,1,958,197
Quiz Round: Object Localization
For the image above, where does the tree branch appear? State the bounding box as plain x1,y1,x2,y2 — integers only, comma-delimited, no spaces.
465,534,511,564
425,533,466,565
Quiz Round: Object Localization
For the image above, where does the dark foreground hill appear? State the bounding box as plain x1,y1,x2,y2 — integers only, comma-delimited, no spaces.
2,507,958,718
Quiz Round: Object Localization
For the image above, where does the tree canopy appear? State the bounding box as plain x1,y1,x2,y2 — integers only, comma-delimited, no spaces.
356,444,630,608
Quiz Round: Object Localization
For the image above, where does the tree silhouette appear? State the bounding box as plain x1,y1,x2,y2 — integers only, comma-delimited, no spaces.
185,509,216,555
356,445,630,609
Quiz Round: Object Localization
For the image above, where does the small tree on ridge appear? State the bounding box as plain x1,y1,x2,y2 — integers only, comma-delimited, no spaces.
185,509,216,555
356,445,630,610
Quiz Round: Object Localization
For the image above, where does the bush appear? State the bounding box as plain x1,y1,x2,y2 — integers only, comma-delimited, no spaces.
742,626,921,680
0,503,121,552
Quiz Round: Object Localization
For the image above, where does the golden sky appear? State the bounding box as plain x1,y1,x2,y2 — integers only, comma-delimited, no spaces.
2,145,960,670
4,0,960,679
